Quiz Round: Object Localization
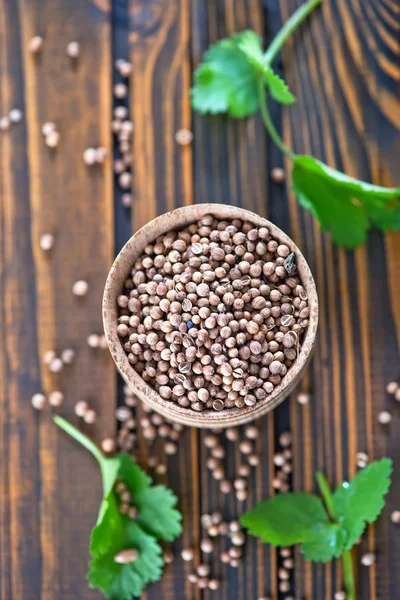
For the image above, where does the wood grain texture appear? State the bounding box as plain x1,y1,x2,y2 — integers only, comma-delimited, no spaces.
0,0,115,599
0,0,399,599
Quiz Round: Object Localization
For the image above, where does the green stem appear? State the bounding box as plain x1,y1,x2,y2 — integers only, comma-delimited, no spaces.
343,550,356,600
315,471,337,520
316,472,356,600
258,80,296,159
264,0,323,64
53,414,105,467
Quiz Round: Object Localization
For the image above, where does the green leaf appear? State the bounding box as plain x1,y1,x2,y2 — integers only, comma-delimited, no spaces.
332,458,393,550
264,69,296,104
241,492,329,546
118,454,182,542
301,523,348,562
292,155,400,248
191,32,261,118
90,493,124,557
101,457,123,498
235,30,266,69
88,520,163,600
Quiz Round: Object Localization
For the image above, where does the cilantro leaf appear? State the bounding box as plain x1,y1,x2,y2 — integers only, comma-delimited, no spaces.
235,30,266,69
301,523,348,562
241,492,329,546
191,32,261,118
264,69,296,104
90,493,124,557
332,458,393,550
88,519,163,600
292,155,400,248
118,454,182,541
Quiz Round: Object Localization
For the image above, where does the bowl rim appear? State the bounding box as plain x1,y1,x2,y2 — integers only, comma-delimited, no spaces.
103,203,318,428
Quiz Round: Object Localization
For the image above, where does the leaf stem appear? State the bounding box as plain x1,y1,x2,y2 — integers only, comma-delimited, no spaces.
316,472,356,600
342,550,356,600
257,80,296,159
264,0,323,65
315,471,337,521
53,414,105,467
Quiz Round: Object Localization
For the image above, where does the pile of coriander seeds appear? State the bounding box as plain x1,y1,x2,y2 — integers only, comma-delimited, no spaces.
117,214,310,413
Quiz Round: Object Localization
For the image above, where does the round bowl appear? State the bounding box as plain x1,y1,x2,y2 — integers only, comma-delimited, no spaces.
103,204,318,428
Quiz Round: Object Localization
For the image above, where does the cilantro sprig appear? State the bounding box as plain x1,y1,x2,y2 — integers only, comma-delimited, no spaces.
241,458,393,600
191,0,400,248
53,415,182,600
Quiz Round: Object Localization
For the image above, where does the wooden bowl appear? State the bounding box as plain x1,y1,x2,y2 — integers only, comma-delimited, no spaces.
103,204,318,428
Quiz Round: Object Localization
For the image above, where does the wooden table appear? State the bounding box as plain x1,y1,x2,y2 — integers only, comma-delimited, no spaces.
1,1,399,599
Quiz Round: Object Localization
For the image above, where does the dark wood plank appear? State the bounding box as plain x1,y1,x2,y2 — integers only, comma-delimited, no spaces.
280,1,400,599
129,2,200,600
1,1,115,598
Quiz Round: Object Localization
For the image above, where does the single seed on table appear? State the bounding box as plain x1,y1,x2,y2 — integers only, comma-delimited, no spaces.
278,567,290,580
197,564,210,577
119,172,132,189
220,551,230,564
334,592,346,600
386,381,399,395
83,409,97,424
87,333,100,348
283,558,294,569
234,478,247,490
181,548,194,561
74,400,89,417
175,128,193,145
361,552,376,566
229,558,240,568
274,453,285,467
204,434,219,448
239,441,253,455
114,549,138,564
31,393,47,410
48,390,64,407
220,479,232,494
72,280,89,296
29,35,44,53
83,147,97,165
49,357,63,373
41,122,56,136
271,167,285,183
156,463,167,475
231,531,245,546
279,581,290,593
280,547,291,558
207,526,218,536
43,350,56,365
229,520,241,533
248,454,259,466
395,388,400,402
0,116,10,131
244,425,258,440
297,391,310,405
9,108,23,123
208,579,220,591
163,551,174,564
101,437,116,453
121,193,132,207
378,411,392,424
165,442,177,455
197,578,209,589
236,489,248,501
61,348,75,364
200,538,214,553
225,428,239,441
201,513,212,528
238,464,250,477
66,41,80,58
391,510,400,524
355,451,369,468
229,547,242,560
279,431,292,447
45,130,60,148
212,467,224,480
114,83,128,98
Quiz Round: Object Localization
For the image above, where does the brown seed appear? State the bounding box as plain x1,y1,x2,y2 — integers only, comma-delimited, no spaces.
386,381,399,395
220,479,232,494
378,411,392,424
239,441,253,455
101,437,116,453
390,510,400,524
29,35,44,54
40,233,55,251
200,538,214,553
225,428,239,441
45,130,60,148
197,564,210,577
231,531,245,546
361,552,375,566
31,393,47,411
72,280,89,296
181,548,194,561
83,409,97,424
74,400,89,417
163,551,174,564
248,454,259,466
175,128,193,145
49,357,63,373
208,579,220,591
48,390,64,407
8,109,22,124
271,167,285,183
61,348,75,364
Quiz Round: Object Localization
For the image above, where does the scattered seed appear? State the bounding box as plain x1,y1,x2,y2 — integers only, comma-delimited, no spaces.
83,148,97,165
87,334,100,348
48,390,64,407
361,552,375,566
175,128,193,145
114,83,128,99
181,548,194,561
208,579,220,591
356,451,369,468
61,348,75,364
74,400,89,417
0,116,10,131
163,550,174,564
386,381,399,395
378,411,392,424
155,463,167,475
279,431,292,447
72,280,89,296
83,409,97,424
45,130,60,148
244,425,258,440
29,36,44,54
101,437,116,453
390,511,400,524
271,167,285,183
9,108,23,123
49,357,63,373
334,592,346,600
31,393,47,410
297,391,310,405
66,41,80,58
231,531,245,546
114,548,138,564
200,538,214,553
248,454,259,467
40,233,55,251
